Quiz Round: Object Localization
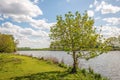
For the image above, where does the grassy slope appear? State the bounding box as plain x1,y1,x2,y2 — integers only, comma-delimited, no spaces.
0,54,64,80
0,53,108,80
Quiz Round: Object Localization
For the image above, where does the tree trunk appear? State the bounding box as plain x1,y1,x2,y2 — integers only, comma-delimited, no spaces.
71,51,78,73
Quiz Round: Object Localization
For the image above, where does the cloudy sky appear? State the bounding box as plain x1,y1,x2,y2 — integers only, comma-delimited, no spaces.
0,0,120,48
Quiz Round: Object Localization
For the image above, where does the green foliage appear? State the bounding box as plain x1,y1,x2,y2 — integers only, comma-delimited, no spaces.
0,33,16,53
17,47,31,51
94,73,102,79
11,69,108,80
81,68,86,76
88,67,94,74
18,47,52,51
58,63,67,68
105,36,120,50
50,11,110,56
49,11,111,73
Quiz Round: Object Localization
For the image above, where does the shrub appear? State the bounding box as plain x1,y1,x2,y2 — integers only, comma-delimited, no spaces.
58,63,67,68
88,67,94,74
94,73,102,79
81,68,86,76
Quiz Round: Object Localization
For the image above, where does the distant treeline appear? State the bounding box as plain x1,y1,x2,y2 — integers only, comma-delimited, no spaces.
0,33,17,53
17,47,51,51
111,47,120,51
106,36,120,51
17,47,63,51
18,47,120,51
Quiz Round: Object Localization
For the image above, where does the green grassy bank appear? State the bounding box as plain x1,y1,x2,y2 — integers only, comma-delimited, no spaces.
0,53,108,80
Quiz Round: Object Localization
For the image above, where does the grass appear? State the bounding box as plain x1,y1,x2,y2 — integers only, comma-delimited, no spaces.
0,53,64,80
0,53,108,80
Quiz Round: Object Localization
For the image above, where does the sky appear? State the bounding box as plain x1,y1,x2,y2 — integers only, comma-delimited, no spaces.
0,0,120,48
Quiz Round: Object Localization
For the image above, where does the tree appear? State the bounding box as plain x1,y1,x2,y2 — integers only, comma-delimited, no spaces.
106,36,120,50
0,33,16,53
49,11,110,73
50,41,64,50
118,35,120,45
106,37,117,47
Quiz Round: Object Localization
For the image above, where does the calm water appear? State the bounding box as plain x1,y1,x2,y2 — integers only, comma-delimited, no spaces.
17,51,120,80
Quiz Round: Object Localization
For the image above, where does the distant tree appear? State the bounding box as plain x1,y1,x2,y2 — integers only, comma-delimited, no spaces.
106,37,117,47
50,41,63,50
49,11,111,73
106,36,120,49
17,47,31,51
118,35,120,44
0,33,16,53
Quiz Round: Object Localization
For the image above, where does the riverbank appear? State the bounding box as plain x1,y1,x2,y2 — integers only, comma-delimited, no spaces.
0,53,108,80
17,47,120,51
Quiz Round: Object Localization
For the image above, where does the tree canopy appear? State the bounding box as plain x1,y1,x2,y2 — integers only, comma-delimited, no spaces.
49,11,111,73
0,33,16,53
106,36,120,50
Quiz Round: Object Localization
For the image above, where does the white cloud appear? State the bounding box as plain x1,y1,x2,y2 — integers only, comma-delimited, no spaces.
103,17,120,25
0,22,51,48
94,0,98,6
87,10,94,17
34,0,39,3
0,22,24,39
20,28,34,36
11,15,33,23
95,1,120,14
30,19,55,30
0,0,55,48
0,0,42,22
96,26,120,38
19,37,50,48
34,0,44,3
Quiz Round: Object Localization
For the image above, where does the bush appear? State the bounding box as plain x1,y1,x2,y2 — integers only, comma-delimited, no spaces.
58,63,67,68
94,73,102,79
81,68,86,76
88,67,94,74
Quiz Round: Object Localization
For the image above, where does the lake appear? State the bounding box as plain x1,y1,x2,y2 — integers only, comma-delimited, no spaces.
17,51,120,80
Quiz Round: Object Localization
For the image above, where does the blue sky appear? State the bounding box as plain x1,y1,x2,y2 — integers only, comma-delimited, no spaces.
38,0,93,22
0,0,120,48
